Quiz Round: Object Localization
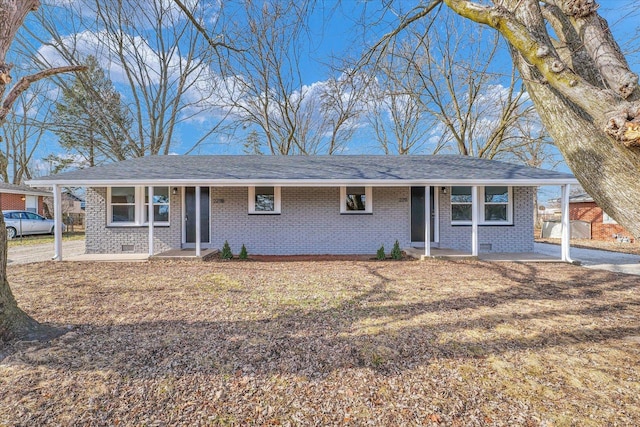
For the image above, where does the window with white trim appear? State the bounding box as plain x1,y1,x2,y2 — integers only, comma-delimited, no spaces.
483,186,510,222
145,187,170,223
108,186,170,226
451,186,472,222
450,186,512,225
248,186,281,214
340,186,372,213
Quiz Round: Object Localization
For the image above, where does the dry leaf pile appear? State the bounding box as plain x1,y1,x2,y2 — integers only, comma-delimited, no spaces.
1,258,639,426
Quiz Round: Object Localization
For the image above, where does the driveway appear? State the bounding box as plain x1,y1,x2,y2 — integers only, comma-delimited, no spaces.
7,240,85,265
534,242,640,276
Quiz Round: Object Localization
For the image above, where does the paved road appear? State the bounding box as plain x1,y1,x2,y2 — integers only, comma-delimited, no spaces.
7,240,85,265
534,242,640,276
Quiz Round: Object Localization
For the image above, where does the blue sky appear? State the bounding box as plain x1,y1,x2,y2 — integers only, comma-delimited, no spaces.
11,0,640,202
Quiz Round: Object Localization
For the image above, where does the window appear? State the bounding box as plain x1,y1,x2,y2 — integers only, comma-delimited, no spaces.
248,186,281,214
450,186,512,225
108,186,170,226
145,187,170,223
484,186,509,222
110,187,136,224
340,186,372,213
451,186,472,221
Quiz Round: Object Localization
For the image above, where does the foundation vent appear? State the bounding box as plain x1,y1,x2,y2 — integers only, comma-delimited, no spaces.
479,243,492,252
121,244,135,252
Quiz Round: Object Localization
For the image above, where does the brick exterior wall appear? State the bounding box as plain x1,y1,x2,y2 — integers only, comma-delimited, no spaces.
0,193,26,212
570,202,634,242
438,186,535,253
0,193,46,216
85,187,182,254
211,187,411,255
85,185,536,255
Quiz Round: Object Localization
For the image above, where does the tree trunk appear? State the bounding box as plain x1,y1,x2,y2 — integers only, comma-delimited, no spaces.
444,0,640,239
0,215,61,342
0,0,77,344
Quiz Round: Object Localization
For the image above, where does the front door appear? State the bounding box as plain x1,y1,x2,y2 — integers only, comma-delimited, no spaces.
411,187,435,243
185,187,210,244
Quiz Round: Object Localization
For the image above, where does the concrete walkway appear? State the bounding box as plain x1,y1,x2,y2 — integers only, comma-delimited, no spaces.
7,240,86,265
534,242,640,276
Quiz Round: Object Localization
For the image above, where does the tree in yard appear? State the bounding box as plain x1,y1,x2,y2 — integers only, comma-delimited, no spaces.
28,0,232,157
0,76,54,183
1,0,86,342
218,0,366,155
367,9,549,160
53,55,133,167
431,0,640,238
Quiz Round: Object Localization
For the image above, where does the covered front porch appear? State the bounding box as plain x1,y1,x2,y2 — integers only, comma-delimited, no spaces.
412,184,574,262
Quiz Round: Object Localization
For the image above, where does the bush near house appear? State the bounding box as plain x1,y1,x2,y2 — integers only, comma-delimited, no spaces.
221,240,233,259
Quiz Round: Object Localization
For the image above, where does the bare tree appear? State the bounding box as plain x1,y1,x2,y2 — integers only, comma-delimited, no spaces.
365,39,433,155
1,76,54,183
218,0,365,155
1,0,85,342
24,0,231,157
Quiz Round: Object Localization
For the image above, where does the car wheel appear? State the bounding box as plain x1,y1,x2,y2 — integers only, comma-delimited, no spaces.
7,227,17,239
50,226,55,235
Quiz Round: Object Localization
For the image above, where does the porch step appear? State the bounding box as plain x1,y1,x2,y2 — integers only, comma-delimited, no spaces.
150,248,219,261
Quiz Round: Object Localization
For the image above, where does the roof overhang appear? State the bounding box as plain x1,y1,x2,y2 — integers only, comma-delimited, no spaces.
0,187,52,197
26,178,580,187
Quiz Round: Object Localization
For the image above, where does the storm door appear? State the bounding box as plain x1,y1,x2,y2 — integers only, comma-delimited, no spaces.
411,187,435,243
184,187,210,244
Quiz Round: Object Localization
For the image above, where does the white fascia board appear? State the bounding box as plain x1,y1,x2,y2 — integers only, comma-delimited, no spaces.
0,188,52,197
26,177,580,187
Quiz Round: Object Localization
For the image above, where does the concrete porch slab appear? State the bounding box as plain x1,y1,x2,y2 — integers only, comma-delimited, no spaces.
404,247,561,262
64,253,149,262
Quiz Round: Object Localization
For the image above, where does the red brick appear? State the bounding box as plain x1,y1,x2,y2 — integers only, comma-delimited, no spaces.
570,202,634,243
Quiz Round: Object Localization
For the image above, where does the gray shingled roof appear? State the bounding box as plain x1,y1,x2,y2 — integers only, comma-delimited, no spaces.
0,181,51,196
27,155,577,186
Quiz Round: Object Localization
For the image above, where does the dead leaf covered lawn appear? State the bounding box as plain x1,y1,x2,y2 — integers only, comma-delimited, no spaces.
1,258,639,426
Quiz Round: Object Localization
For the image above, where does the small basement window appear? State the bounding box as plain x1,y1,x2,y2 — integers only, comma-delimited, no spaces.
340,186,372,214
248,186,281,214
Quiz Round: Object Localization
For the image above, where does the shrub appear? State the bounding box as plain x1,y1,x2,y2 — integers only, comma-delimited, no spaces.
221,240,233,259
239,244,248,260
376,244,386,260
391,240,402,260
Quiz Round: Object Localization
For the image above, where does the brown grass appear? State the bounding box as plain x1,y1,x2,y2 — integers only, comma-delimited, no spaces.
1,259,640,426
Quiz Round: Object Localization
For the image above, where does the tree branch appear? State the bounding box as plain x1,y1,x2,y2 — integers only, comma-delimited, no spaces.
360,1,443,70
172,0,243,53
552,0,638,100
1,65,87,123
443,0,618,117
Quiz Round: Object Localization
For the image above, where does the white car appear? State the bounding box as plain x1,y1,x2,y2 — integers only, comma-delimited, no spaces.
3,210,64,239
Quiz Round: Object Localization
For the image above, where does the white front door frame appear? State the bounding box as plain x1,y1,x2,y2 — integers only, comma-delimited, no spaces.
410,185,439,248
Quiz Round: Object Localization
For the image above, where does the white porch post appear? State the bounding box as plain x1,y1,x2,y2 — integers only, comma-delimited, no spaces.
424,186,431,257
195,186,201,257
148,186,154,256
561,184,572,262
53,184,63,261
471,185,479,257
